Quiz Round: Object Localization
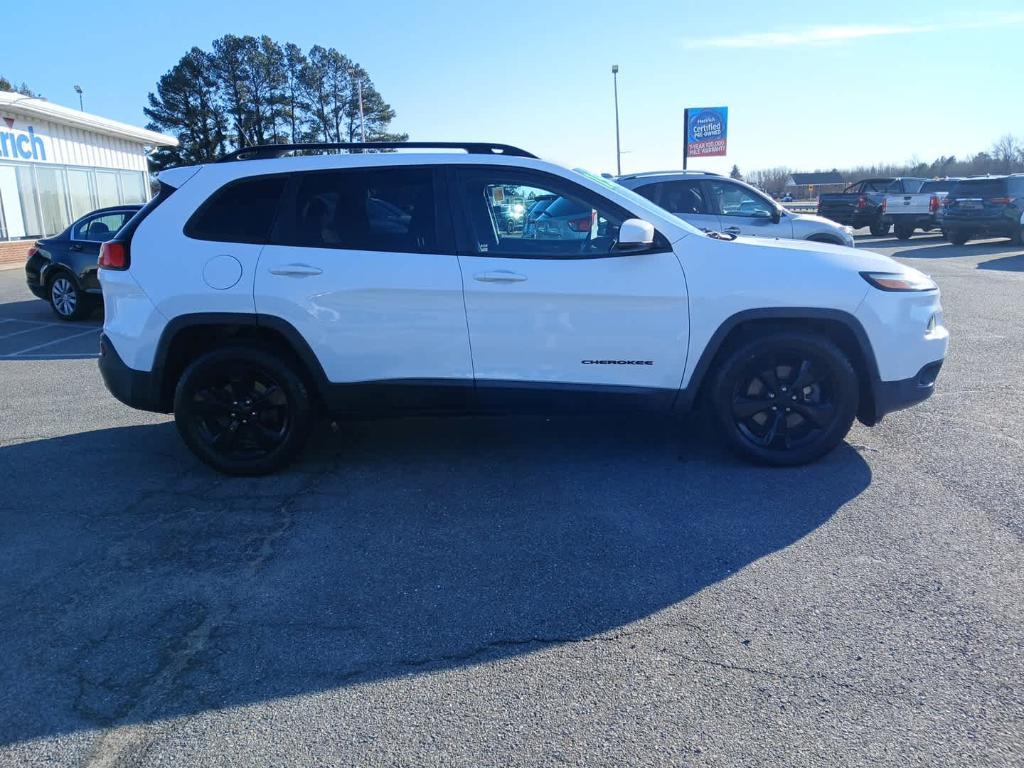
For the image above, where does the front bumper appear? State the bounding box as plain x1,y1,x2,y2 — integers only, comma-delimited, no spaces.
863,360,943,424
98,334,169,413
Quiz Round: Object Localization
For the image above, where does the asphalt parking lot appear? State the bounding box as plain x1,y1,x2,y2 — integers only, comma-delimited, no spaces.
0,232,1021,767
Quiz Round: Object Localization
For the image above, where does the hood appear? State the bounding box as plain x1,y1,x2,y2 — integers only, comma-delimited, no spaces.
724,233,930,277
788,211,845,228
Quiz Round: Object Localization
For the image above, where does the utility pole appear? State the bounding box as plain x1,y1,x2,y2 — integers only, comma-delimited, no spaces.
611,65,621,176
73,85,83,111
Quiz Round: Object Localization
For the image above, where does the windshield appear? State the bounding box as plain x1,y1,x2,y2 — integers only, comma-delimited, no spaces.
572,168,704,236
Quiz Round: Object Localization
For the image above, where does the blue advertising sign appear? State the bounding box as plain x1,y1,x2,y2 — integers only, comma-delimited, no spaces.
685,107,728,158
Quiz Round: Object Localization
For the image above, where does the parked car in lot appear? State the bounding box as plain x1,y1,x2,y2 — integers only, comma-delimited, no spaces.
941,175,1024,245
818,177,926,236
96,141,947,475
25,205,142,320
521,194,557,238
883,178,961,240
618,171,855,246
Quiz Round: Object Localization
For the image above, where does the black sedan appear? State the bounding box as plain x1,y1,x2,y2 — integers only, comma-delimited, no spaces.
25,205,141,320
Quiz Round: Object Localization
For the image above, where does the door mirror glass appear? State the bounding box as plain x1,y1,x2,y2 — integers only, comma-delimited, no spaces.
617,218,655,249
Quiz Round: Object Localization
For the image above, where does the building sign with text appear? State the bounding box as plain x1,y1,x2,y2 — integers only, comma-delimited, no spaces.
685,107,728,158
0,118,48,161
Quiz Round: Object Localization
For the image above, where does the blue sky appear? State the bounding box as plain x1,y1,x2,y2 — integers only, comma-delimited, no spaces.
5,0,1022,176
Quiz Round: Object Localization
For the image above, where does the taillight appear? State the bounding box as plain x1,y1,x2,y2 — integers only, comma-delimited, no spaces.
567,212,595,233
988,197,1016,205
856,196,868,210
880,199,887,213
26,245,38,259
99,240,129,270
929,195,940,213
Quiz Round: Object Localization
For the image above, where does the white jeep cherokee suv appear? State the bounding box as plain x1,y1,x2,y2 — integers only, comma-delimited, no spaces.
97,142,948,475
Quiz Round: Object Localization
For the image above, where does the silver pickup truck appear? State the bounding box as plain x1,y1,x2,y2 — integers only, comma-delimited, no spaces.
883,178,961,240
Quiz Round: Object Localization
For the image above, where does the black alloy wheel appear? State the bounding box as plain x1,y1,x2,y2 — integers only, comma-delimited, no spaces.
174,346,312,475
710,332,858,466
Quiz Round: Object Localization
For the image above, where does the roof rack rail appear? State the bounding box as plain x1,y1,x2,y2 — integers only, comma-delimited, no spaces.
216,141,537,163
616,169,721,180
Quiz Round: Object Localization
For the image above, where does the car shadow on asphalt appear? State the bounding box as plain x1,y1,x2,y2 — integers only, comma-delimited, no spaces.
0,416,871,745
885,240,1015,260
976,253,1024,272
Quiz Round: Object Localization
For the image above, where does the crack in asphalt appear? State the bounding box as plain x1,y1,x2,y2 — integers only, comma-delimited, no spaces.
79,453,344,768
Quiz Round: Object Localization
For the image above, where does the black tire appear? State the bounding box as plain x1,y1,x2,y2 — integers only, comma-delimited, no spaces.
948,230,971,246
173,345,313,475
709,331,858,466
48,272,90,321
869,219,890,237
894,222,914,240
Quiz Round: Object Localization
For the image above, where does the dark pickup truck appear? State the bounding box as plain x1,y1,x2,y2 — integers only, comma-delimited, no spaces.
817,177,926,235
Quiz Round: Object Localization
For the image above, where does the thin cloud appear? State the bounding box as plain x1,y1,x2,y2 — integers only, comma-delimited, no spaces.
684,14,1024,49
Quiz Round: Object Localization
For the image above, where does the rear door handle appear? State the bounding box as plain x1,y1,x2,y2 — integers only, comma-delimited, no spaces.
474,270,527,284
723,226,741,235
269,263,323,277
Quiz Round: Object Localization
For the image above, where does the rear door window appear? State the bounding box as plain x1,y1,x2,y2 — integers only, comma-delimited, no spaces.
658,181,710,215
186,175,288,243
282,167,441,253
73,211,132,241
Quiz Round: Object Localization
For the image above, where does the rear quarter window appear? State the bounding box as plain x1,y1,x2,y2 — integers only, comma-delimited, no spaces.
185,175,288,243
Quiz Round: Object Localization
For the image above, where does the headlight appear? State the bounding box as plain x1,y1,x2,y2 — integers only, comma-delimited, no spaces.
861,271,937,292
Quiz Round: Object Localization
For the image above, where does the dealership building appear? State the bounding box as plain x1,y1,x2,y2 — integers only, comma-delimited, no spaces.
0,90,176,264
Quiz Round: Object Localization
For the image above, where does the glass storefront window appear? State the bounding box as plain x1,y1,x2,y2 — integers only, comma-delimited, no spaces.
0,162,150,242
15,165,42,238
67,168,96,220
119,171,147,204
35,166,71,236
96,171,120,208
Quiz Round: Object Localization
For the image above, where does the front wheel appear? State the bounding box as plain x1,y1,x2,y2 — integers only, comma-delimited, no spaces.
869,219,890,237
173,346,313,475
709,332,858,466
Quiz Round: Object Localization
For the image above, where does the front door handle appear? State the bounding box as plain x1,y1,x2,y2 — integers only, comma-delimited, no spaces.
474,270,527,284
269,263,323,277
723,226,742,235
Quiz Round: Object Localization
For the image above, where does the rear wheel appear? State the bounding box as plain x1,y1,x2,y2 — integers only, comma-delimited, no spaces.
709,332,858,466
869,219,890,237
948,230,971,246
48,273,89,321
173,346,313,475
894,222,915,240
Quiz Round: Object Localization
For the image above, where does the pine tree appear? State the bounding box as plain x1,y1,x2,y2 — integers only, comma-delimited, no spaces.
144,48,227,170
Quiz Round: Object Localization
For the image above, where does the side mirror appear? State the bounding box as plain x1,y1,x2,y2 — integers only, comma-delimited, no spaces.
616,218,655,249
770,207,782,224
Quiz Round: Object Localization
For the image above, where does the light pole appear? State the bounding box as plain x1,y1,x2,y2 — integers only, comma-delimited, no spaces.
73,84,83,111
350,68,366,142
611,65,621,176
